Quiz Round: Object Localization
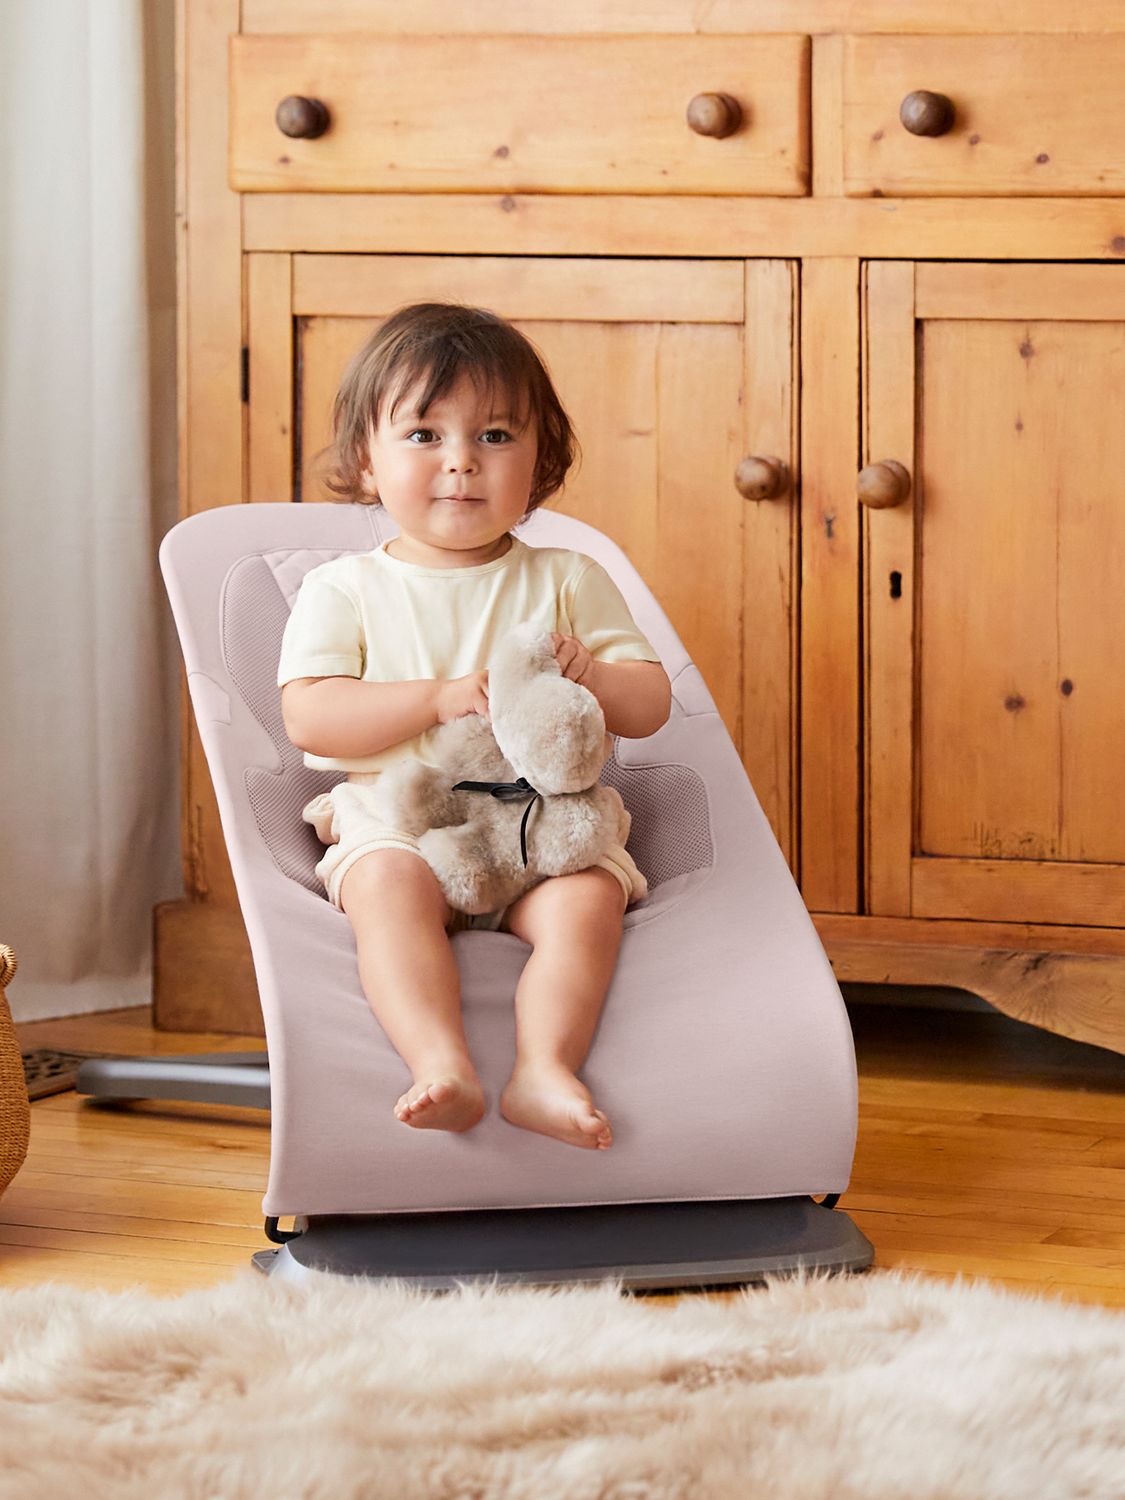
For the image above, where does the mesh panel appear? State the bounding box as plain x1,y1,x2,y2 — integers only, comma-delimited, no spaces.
222,555,342,894
600,752,713,886
220,551,713,898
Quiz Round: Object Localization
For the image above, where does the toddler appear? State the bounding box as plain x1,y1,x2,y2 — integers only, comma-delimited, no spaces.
278,303,671,1150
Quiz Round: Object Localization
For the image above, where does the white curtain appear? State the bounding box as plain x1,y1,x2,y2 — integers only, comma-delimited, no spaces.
0,0,183,1021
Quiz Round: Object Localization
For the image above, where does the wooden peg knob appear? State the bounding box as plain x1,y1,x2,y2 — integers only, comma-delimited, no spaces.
857,460,912,509
275,96,330,139
686,93,743,139
734,456,789,502
899,91,955,137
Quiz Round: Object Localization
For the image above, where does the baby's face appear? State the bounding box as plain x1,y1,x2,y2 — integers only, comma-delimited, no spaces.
362,371,538,567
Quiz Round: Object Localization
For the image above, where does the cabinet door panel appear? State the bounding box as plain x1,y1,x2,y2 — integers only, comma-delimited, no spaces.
920,318,1125,865
865,262,1125,926
248,252,799,862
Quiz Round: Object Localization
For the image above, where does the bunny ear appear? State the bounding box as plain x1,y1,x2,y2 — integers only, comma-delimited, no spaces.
494,623,558,672
487,621,609,791
511,620,553,651
487,624,559,716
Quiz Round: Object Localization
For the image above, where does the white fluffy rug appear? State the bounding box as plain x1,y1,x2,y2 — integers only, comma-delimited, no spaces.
1,1268,1123,1498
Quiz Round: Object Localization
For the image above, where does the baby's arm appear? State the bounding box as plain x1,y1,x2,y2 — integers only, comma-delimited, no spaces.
281,672,489,758
581,659,671,738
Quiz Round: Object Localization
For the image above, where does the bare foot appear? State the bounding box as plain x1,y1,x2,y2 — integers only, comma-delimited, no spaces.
499,1061,613,1150
394,1071,485,1133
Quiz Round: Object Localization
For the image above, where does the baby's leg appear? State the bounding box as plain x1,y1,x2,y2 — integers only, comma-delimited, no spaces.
339,849,485,1133
498,865,629,1150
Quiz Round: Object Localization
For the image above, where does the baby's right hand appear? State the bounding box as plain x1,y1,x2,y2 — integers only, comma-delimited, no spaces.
436,670,490,723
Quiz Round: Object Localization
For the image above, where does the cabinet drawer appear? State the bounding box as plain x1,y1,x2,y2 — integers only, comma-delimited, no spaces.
842,34,1125,197
230,33,810,196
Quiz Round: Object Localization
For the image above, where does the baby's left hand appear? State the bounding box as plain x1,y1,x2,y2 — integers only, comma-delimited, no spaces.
551,632,594,685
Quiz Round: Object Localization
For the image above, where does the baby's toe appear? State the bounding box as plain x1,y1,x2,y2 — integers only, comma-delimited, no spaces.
577,1105,612,1145
397,1083,436,1118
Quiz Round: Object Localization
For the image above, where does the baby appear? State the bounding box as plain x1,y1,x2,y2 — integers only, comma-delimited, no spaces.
278,302,671,1150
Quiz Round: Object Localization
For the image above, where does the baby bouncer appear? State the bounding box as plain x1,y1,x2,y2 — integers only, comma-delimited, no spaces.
81,502,873,1290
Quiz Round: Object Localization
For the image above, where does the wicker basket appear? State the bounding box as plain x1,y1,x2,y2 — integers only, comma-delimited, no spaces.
0,944,30,1198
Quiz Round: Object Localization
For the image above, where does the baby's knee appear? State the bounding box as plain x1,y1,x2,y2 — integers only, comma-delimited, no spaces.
339,847,450,924
553,865,627,914
555,864,629,926
505,865,625,945
580,865,631,922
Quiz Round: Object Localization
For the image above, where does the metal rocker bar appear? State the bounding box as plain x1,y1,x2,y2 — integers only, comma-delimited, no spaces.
75,1052,270,1108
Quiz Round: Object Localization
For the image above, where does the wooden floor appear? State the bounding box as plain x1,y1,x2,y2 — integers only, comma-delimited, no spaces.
5,1000,1125,1305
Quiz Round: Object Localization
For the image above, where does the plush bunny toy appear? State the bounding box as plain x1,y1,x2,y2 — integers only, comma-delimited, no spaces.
368,623,635,915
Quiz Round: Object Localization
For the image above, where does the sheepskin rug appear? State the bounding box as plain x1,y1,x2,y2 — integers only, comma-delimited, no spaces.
1,1267,1123,1498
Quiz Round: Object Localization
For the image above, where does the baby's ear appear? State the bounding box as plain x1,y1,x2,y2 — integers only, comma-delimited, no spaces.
358,422,380,497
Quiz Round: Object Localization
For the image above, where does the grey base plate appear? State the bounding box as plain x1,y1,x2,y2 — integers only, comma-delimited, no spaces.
251,1197,874,1292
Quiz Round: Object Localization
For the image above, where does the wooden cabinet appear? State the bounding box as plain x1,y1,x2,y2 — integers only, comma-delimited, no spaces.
168,1,1125,1054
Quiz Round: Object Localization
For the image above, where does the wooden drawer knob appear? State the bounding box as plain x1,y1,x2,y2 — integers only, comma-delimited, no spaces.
734,455,789,502
899,91,955,137
686,93,743,139
275,96,331,139
857,459,912,509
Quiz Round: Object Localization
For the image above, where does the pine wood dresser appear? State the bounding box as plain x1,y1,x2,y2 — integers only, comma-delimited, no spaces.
167,0,1125,1053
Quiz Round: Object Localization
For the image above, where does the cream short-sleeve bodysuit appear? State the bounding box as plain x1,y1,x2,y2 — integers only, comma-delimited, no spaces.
277,532,660,922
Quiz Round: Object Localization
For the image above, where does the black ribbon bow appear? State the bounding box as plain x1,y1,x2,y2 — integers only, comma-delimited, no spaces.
451,776,542,867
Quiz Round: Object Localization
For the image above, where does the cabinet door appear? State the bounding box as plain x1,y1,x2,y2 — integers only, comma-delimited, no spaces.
864,262,1125,927
247,252,800,864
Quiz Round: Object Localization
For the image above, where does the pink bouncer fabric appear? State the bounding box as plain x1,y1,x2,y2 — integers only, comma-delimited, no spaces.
159,503,858,1218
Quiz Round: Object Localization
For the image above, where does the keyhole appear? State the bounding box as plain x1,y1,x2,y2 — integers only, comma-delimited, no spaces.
889,571,902,599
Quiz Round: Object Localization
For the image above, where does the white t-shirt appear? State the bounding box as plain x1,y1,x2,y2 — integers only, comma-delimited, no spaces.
276,533,660,774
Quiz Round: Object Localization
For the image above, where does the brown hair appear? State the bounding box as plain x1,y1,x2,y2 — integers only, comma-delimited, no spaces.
320,302,578,514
